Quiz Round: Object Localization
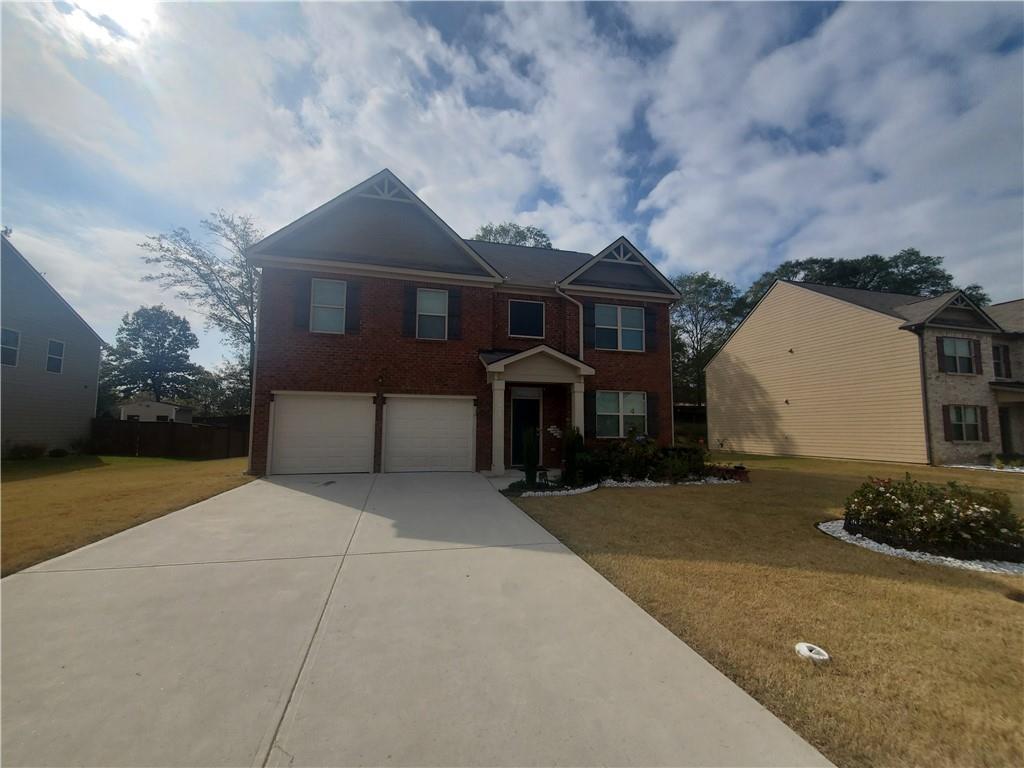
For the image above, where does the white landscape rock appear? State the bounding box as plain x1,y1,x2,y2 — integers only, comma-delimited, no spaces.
817,519,1024,575
519,483,599,498
944,464,1024,474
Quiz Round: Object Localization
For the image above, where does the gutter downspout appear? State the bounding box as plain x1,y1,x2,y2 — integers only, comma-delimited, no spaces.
916,328,934,465
555,285,584,360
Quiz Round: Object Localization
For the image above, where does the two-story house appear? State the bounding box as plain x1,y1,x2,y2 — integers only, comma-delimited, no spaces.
706,280,1024,465
1,234,103,455
246,170,679,475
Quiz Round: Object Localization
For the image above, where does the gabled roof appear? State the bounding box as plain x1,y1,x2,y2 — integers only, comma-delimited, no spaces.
479,344,595,375
560,236,680,298
1,235,104,344
247,169,503,282
986,299,1024,334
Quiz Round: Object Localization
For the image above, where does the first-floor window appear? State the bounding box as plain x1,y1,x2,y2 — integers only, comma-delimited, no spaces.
596,390,647,437
156,415,169,422
310,279,347,333
1,328,19,366
417,288,448,340
950,405,981,442
46,340,64,374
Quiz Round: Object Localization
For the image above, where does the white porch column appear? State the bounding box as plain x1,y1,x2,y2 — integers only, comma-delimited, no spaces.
491,376,505,473
572,378,585,435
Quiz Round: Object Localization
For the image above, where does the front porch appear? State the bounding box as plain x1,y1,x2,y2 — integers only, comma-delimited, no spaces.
480,346,595,474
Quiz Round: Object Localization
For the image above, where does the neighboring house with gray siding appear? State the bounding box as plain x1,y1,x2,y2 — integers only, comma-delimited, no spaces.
706,280,1023,466
1,235,103,455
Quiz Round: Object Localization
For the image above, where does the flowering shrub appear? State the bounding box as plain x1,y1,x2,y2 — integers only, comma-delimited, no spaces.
844,476,1023,562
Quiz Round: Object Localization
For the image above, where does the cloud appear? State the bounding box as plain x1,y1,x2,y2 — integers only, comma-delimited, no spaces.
2,0,1022,334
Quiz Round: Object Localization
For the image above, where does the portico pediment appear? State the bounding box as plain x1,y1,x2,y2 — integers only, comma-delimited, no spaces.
480,345,595,383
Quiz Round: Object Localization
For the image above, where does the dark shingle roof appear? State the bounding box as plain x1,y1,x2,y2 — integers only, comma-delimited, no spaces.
465,240,591,285
783,281,972,326
986,299,1024,334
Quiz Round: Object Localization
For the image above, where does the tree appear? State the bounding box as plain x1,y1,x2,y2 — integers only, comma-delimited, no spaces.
740,248,989,313
139,211,261,392
670,272,742,405
105,306,202,402
473,222,552,248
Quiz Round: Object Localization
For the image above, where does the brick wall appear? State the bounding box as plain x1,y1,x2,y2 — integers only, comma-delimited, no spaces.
921,327,1003,464
250,268,675,474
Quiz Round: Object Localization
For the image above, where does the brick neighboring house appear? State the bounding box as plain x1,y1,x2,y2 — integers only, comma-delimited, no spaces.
706,280,1024,466
246,169,679,475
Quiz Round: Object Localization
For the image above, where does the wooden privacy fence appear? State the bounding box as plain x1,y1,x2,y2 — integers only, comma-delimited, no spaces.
91,419,249,460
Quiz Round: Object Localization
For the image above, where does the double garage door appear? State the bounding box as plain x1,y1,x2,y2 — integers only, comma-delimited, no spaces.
270,393,474,474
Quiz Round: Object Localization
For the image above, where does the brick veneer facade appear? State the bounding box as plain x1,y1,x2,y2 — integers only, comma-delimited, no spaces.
249,267,673,474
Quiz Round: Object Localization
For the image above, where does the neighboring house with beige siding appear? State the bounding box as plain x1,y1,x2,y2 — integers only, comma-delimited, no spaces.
1,235,103,455
706,280,1024,466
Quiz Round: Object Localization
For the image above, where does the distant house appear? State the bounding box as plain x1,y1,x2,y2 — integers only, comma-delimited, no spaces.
118,401,194,423
1,235,103,455
706,280,1023,465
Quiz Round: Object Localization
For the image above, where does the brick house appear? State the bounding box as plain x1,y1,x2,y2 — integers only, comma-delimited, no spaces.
246,170,679,475
706,280,1023,465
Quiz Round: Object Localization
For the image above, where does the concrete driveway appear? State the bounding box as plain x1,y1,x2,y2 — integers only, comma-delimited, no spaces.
2,472,830,767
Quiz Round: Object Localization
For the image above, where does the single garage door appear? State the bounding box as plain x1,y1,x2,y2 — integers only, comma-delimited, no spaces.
270,393,375,474
383,396,475,472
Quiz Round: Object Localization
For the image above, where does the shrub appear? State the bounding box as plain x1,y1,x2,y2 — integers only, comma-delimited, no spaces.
7,443,47,460
562,427,584,486
47,448,69,458
844,475,1023,562
522,426,539,488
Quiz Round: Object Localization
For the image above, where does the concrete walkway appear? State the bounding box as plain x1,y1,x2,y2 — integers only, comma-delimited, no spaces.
2,473,831,767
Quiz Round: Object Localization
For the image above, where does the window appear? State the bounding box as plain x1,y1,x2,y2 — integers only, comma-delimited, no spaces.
950,405,981,442
1,328,19,366
156,415,169,423
942,337,974,373
993,344,1012,379
416,288,448,340
596,390,647,438
508,300,545,338
595,304,644,351
127,414,140,422
46,340,64,374
310,279,347,333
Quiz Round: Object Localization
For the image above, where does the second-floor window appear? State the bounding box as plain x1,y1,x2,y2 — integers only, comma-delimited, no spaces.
46,340,64,374
417,288,448,340
993,344,1012,379
310,279,347,333
1,328,19,366
949,405,981,442
508,300,544,338
941,337,974,374
596,304,644,351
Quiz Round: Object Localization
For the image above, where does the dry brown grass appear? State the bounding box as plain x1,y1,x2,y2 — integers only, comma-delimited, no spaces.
514,454,1024,768
1,455,251,575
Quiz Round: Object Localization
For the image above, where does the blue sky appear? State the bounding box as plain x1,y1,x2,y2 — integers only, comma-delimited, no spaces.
2,1,1022,368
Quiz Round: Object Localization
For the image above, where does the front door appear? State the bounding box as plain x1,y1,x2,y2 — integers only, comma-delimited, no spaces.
511,396,541,467
999,407,1013,454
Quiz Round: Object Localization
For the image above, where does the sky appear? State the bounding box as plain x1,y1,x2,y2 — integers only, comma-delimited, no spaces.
2,1,1022,368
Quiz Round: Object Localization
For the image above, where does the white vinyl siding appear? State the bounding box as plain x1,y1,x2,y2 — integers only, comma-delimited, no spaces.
596,390,647,438
595,304,644,351
310,279,347,334
416,289,448,340
706,281,929,464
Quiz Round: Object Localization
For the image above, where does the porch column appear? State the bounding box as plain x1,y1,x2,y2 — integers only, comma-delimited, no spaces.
571,378,585,435
491,376,505,473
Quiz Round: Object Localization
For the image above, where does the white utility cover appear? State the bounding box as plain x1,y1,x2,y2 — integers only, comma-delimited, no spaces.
271,394,375,474
384,397,475,472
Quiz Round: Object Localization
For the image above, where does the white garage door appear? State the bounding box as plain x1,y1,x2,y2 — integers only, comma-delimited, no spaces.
270,393,375,474
383,396,475,472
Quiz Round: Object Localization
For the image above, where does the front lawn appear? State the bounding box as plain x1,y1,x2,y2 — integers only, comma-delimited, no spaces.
1,455,251,575
512,453,1024,768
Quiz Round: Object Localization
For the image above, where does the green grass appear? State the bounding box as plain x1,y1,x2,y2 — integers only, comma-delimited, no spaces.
1,455,251,575
513,454,1024,768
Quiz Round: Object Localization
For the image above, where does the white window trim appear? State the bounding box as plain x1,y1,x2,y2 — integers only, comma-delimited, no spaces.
309,278,347,335
595,304,645,352
416,288,448,340
1,327,20,367
942,337,975,374
46,338,65,375
595,390,647,438
508,299,546,339
950,404,982,442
